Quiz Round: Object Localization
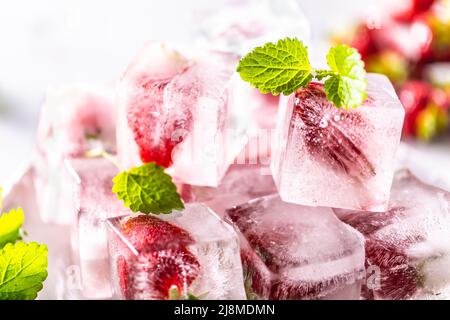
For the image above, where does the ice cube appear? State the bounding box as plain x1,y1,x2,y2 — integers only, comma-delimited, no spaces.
116,42,250,186
271,74,404,211
195,0,310,56
63,157,131,299
106,204,246,300
34,84,116,224
195,0,309,149
336,170,450,300
180,164,276,217
225,195,365,300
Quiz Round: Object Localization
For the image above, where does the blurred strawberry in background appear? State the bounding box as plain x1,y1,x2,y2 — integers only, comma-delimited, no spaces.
332,0,450,141
399,81,449,140
392,0,436,22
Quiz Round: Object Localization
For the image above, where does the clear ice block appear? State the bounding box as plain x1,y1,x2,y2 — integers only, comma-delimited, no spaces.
64,157,131,299
116,42,249,187
106,204,246,300
336,170,450,300
225,195,365,300
34,84,116,224
271,74,405,211
195,0,310,152
180,164,276,218
195,0,310,57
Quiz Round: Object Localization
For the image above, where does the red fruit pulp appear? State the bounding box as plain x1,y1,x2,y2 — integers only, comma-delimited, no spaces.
365,236,422,299
292,83,375,180
126,75,192,168
342,207,423,300
117,215,200,299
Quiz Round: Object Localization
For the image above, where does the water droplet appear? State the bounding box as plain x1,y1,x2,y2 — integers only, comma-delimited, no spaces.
319,118,328,128
333,115,340,122
294,98,300,105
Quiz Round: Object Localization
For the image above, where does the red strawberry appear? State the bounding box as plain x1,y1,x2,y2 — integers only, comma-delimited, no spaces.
392,0,436,23
340,207,407,237
349,25,378,60
399,81,449,140
117,255,132,299
121,214,194,250
292,82,375,181
365,235,423,300
228,201,365,300
399,81,430,137
126,76,192,168
342,207,424,300
240,246,362,300
424,12,450,62
226,201,299,271
116,215,200,299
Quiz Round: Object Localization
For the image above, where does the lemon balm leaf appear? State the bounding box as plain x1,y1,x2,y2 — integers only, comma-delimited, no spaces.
0,208,25,249
323,44,367,108
112,163,184,214
0,242,48,300
237,37,313,95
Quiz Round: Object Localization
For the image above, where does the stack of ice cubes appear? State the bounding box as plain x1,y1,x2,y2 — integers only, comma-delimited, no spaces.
31,1,450,301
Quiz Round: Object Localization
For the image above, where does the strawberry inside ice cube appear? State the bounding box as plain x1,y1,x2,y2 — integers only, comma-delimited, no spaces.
336,170,450,300
107,204,246,300
226,195,365,300
117,43,249,186
271,73,404,211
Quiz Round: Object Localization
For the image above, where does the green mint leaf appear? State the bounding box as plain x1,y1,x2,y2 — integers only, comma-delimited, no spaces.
112,163,184,214
236,37,313,95
0,208,25,249
323,44,367,108
187,293,199,300
314,69,335,80
0,242,48,300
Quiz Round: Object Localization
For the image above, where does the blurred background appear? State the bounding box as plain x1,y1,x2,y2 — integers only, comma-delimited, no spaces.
0,0,449,188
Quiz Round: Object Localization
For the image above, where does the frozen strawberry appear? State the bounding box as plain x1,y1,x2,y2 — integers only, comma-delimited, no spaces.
226,195,365,300
339,207,407,237
116,215,200,300
227,202,299,271
365,235,422,300
124,72,191,168
120,214,195,250
340,207,421,299
293,82,375,181
117,255,132,299
119,43,190,168
272,74,404,211
107,204,246,300
336,170,450,300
